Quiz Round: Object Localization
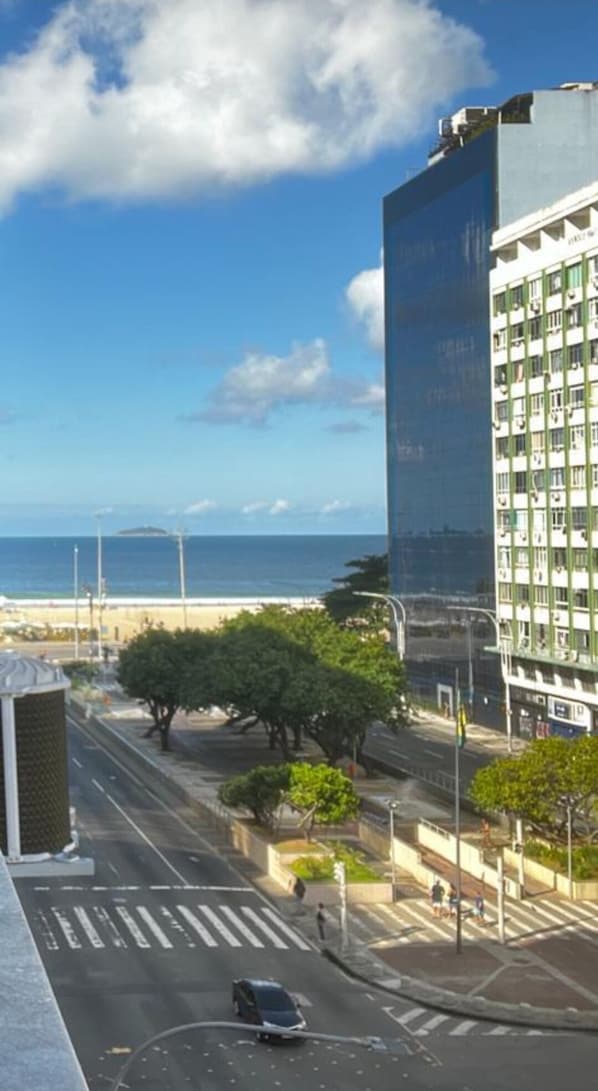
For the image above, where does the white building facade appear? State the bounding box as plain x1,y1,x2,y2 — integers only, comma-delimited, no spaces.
490,182,598,739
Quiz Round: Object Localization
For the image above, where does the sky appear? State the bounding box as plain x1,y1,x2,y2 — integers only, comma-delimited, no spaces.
0,0,597,536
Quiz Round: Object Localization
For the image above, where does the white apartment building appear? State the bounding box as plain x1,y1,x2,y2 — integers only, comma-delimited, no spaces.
490,182,598,739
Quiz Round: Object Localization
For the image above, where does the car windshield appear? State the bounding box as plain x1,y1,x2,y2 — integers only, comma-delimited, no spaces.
255,988,294,1012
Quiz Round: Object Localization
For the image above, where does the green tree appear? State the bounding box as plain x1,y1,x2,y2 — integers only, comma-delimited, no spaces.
321,552,389,624
218,765,291,827
287,763,359,840
469,736,598,841
117,628,213,751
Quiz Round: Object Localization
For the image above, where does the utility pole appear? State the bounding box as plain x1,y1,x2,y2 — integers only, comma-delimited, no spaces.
497,849,506,944
388,801,399,900
175,528,188,628
74,544,79,660
96,513,103,662
454,667,463,955
333,860,348,950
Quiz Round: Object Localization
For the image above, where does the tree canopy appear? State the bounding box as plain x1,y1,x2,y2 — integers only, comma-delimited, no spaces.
321,552,389,624
217,761,359,837
469,736,598,842
218,765,291,827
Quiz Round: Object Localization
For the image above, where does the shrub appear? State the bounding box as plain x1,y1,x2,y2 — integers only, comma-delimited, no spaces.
525,840,598,880
290,842,380,883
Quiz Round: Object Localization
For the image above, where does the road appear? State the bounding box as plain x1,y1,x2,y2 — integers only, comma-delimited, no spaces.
15,716,598,1090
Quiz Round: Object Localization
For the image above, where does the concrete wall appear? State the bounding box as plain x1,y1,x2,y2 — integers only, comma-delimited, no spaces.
503,845,598,901
415,818,522,898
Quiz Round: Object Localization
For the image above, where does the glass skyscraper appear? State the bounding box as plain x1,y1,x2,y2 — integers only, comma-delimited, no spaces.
384,84,598,729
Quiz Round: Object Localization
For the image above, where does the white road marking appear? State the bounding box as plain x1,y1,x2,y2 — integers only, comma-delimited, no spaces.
450,1021,477,1036
197,905,242,947
72,757,83,769
415,1014,450,1033
176,905,218,947
91,778,105,794
260,908,311,950
240,906,288,949
158,905,196,948
103,789,190,886
36,910,59,950
115,906,151,948
136,907,173,949
392,1007,426,1026
51,908,82,949
73,907,104,949
220,906,264,947
93,906,127,948
487,1025,510,1035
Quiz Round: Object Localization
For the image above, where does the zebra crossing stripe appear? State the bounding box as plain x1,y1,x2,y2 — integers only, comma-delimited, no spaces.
260,908,311,950
51,908,82,949
176,906,218,947
415,1013,450,1033
73,907,104,949
93,906,127,948
115,906,151,948
158,906,196,948
487,1025,510,1035
220,906,264,947
450,1020,477,1036
394,1007,426,1026
136,907,173,949
197,905,242,947
240,907,288,949
36,910,59,950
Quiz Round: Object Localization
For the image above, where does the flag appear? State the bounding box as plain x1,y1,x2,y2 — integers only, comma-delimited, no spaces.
457,705,467,749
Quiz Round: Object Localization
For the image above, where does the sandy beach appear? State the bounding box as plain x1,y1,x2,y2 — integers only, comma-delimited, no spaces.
0,597,319,645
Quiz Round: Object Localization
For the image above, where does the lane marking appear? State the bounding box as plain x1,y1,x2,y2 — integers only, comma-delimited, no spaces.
72,757,83,769
220,906,264,948
176,905,218,947
260,907,311,951
93,906,127,949
73,907,104,949
51,907,82,949
91,778,105,794
136,907,173,949
240,906,288,949
36,910,59,950
197,905,242,947
103,790,190,886
115,906,151,948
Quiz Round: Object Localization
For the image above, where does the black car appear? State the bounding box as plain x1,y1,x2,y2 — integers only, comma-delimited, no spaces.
232,978,306,1041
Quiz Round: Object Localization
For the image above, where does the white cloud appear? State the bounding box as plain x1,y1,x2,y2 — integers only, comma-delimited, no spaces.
184,499,217,515
351,382,385,410
320,499,351,515
269,499,290,516
241,500,269,515
0,0,492,211
346,254,384,352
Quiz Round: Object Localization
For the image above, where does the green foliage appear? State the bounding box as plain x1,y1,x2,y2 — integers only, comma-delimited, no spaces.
291,842,380,882
526,841,598,881
469,736,598,840
287,762,359,839
117,628,214,750
218,764,291,827
321,553,389,624
62,660,98,686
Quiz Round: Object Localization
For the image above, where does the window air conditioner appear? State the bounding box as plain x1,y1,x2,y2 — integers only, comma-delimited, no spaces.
567,289,577,300
538,640,546,650
500,384,508,394
498,568,507,579
551,410,559,422
571,361,580,369
520,532,528,542
552,611,561,623
530,300,541,313
543,370,551,380
570,650,579,662
498,495,507,506
592,276,598,288
493,420,501,430
517,417,526,429
499,530,507,538
580,530,588,540
533,454,542,466
553,493,561,503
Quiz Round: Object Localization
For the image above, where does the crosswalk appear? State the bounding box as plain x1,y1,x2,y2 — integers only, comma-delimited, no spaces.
325,893,598,951
382,1004,551,1038
32,901,312,954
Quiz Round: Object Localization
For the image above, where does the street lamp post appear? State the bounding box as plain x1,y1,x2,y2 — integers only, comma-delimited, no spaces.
353,591,407,659
566,802,573,899
174,528,188,628
387,800,400,900
96,512,104,662
73,545,79,660
449,606,513,754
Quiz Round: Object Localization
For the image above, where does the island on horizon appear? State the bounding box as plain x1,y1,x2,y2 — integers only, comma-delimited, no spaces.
117,526,170,538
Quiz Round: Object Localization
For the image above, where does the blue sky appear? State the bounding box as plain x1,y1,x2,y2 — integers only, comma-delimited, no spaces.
0,0,596,535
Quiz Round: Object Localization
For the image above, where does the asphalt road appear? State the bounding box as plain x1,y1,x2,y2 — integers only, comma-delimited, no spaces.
14,718,598,1090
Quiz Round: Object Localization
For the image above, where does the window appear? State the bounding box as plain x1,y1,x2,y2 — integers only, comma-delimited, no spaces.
589,297,598,321
572,548,588,570
514,471,527,493
528,277,542,301
514,435,526,457
569,385,585,409
571,464,586,489
554,585,569,607
574,589,589,610
591,382,598,406
510,284,524,309
529,354,543,377
550,348,563,373
493,328,507,351
535,585,548,605
498,582,512,602
552,508,566,530
497,510,511,530
571,507,588,530
589,255,598,279
529,316,542,340
547,269,562,294
513,358,525,382
566,263,582,290
552,547,567,568
498,547,511,568
496,472,509,494
550,467,565,489
555,628,569,649
550,427,565,450
494,365,508,387
530,392,544,416
567,302,583,328
534,547,547,568
510,322,525,345
531,431,545,453
590,339,598,365
592,464,598,487
592,422,598,446
570,424,585,450
546,309,562,333
516,584,530,603
496,400,508,422
496,436,509,458
532,508,546,531
550,388,563,411
515,548,529,568
568,343,583,369
512,396,525,417
493,292,506,316
594,508,598,530
514,509,528,531
574,629,591,652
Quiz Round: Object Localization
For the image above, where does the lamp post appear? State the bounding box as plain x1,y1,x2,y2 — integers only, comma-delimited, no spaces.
174,528,188,628
387,799,400,900
95,512,104,662
448,606,513,754
566,801,573,899
73,545,79,660
454,667,463,955
353,591,407,660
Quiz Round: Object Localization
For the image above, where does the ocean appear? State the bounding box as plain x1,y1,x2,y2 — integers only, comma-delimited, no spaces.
0,535,387,599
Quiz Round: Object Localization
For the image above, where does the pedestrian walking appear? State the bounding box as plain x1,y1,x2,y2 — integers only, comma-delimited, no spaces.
472,893,485,925
316,902,326,941
448,883,458,919
430,879,444,918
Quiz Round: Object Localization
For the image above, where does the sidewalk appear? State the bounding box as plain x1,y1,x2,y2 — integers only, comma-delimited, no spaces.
69,691,598,1032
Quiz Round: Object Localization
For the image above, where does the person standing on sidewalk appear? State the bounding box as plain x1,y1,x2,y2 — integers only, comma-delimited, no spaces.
448,883,458,919
316,903,326,941
430,879,444,918
472,892,485,925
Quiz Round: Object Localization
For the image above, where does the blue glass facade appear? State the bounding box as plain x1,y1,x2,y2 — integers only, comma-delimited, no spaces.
384,132,500,724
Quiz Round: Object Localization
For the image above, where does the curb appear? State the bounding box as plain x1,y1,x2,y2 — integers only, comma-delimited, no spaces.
67,698,598,1034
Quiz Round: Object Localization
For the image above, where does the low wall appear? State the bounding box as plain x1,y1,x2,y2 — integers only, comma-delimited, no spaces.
293,880,393,907
503,846,598,900
417,818,522,899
